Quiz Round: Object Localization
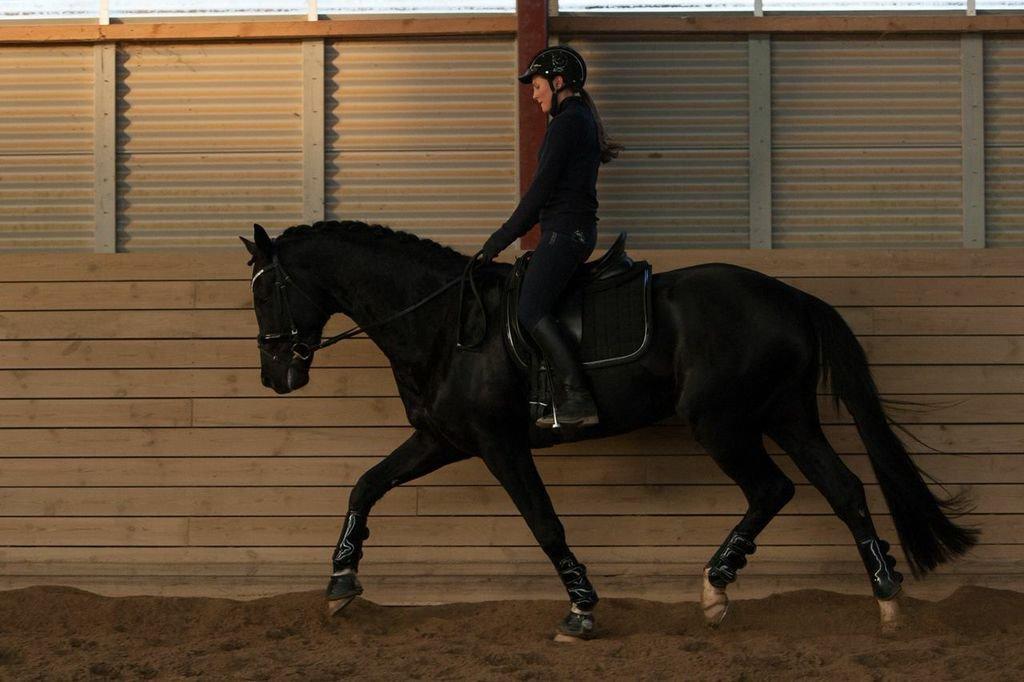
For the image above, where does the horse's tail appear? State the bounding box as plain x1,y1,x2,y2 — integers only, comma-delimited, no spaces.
805,295,979,577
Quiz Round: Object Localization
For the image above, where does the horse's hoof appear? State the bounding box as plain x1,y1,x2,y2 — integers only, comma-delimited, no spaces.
325,571,363,617
878,593,903,634
554,607,596,642
701,567,729,628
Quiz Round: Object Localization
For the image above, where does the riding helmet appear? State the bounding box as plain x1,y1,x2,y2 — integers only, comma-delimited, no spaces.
518,45,587,90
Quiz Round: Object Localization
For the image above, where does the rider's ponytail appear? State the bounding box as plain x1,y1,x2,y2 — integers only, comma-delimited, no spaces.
579,88,624,164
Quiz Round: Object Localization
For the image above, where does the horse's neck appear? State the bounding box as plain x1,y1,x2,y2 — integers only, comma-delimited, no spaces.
318,238,463,377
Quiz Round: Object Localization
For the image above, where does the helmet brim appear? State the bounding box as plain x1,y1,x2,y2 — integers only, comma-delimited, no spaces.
518,69,538,84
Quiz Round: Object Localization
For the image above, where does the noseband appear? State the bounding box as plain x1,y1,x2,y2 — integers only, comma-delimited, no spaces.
252,250,488,363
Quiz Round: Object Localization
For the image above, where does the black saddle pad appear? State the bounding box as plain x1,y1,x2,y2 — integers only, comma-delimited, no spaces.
502,252,653,372
576,266,650,365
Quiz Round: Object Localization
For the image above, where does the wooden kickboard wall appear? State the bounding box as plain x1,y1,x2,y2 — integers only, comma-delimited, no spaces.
0,248,1022,603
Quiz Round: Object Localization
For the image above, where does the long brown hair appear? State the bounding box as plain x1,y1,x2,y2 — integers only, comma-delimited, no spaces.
578,87,624,164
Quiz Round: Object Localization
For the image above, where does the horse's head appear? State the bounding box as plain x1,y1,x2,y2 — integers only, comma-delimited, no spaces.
240,224,330,394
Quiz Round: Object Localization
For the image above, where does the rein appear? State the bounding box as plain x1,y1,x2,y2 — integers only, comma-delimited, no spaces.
254,251,488,361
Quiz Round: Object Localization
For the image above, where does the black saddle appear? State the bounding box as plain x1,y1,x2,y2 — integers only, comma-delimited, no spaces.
503,232,653,372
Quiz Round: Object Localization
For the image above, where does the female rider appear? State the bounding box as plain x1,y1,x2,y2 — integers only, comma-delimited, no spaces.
480,45,622,429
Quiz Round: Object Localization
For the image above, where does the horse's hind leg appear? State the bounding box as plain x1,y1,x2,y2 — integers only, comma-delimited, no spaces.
765,397,904,631
691,420,796,627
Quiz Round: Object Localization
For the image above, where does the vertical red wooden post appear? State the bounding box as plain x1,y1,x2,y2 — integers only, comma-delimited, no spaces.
515,0,548,250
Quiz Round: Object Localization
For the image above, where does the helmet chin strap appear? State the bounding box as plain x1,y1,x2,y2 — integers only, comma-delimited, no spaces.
548,78,562,116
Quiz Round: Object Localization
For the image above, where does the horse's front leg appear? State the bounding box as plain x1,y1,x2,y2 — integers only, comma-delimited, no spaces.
327,429,468,615
481,444,599,642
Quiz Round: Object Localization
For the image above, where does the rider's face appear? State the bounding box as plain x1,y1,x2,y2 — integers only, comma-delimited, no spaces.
532,74,564,115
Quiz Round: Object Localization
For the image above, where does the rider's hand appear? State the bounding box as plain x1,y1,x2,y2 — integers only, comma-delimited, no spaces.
480,234,504,262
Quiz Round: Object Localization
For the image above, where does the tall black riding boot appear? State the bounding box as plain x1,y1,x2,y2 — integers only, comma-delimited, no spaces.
529,316,599,429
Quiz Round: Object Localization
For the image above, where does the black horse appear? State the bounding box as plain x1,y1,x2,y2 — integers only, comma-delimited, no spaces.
242,220,976,640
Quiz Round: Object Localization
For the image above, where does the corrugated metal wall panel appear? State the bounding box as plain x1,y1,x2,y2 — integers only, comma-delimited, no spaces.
985,38,1024,248
116,43,304,250
325,39,515,248
774,148,962,247
772,38,963,248
561,38,750,249
327,150,514,249
0,46,95,251
116,152,304,250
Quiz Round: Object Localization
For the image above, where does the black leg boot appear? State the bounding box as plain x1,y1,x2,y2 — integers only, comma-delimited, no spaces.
857,537,903,600
528,316,599,429
326,510,368,614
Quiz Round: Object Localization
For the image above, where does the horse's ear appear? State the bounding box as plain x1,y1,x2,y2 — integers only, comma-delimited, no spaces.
253,223,274,255
239,236,258,259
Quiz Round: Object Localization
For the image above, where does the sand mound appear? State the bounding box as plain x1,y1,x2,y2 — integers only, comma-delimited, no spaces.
0,585,1021,680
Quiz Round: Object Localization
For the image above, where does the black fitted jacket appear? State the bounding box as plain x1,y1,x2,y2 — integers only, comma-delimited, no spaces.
488,95,601,251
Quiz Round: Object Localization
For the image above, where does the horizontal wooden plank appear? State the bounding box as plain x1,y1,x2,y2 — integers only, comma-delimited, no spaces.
839,307,1024,336
3,307,1022,341
0,17,518,46
0,368,398,399
831,394,1024,425
0,484,1015,517
2,337,1020,369
1,424,1019,457
1,15,1023,48
3,276,1023,312
1,249,1020,282
0,310,259,340
188,394,1024,428
0,282,198,311
1,454,1020,487
0,339,386,368
185,514,1017,548
788,278,1024,307
414,484,1020,517
859,336,1024,364
5,544,1023,577
195,277,1024,310
869,366,1024,394
4,572,1021,604
0,518,187,546
0,486,417,517
191,397,410,427
0,393,1001,429
0,398,192,427
0,514,1008,547
2,365,1021,399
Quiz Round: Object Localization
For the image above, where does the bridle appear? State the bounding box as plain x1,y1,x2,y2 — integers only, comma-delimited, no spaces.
252,254,330,362
252,250,489,363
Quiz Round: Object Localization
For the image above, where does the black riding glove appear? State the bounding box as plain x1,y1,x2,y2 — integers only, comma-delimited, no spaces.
480,233,505,262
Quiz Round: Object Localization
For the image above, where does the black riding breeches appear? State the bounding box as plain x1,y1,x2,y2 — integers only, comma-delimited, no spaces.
517,226,597,333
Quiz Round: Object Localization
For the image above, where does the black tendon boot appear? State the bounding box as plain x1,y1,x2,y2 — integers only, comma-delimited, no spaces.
529,316,599,429
706,531,757,588
326,511,369,609
857,537,904,600
556,555,599,640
